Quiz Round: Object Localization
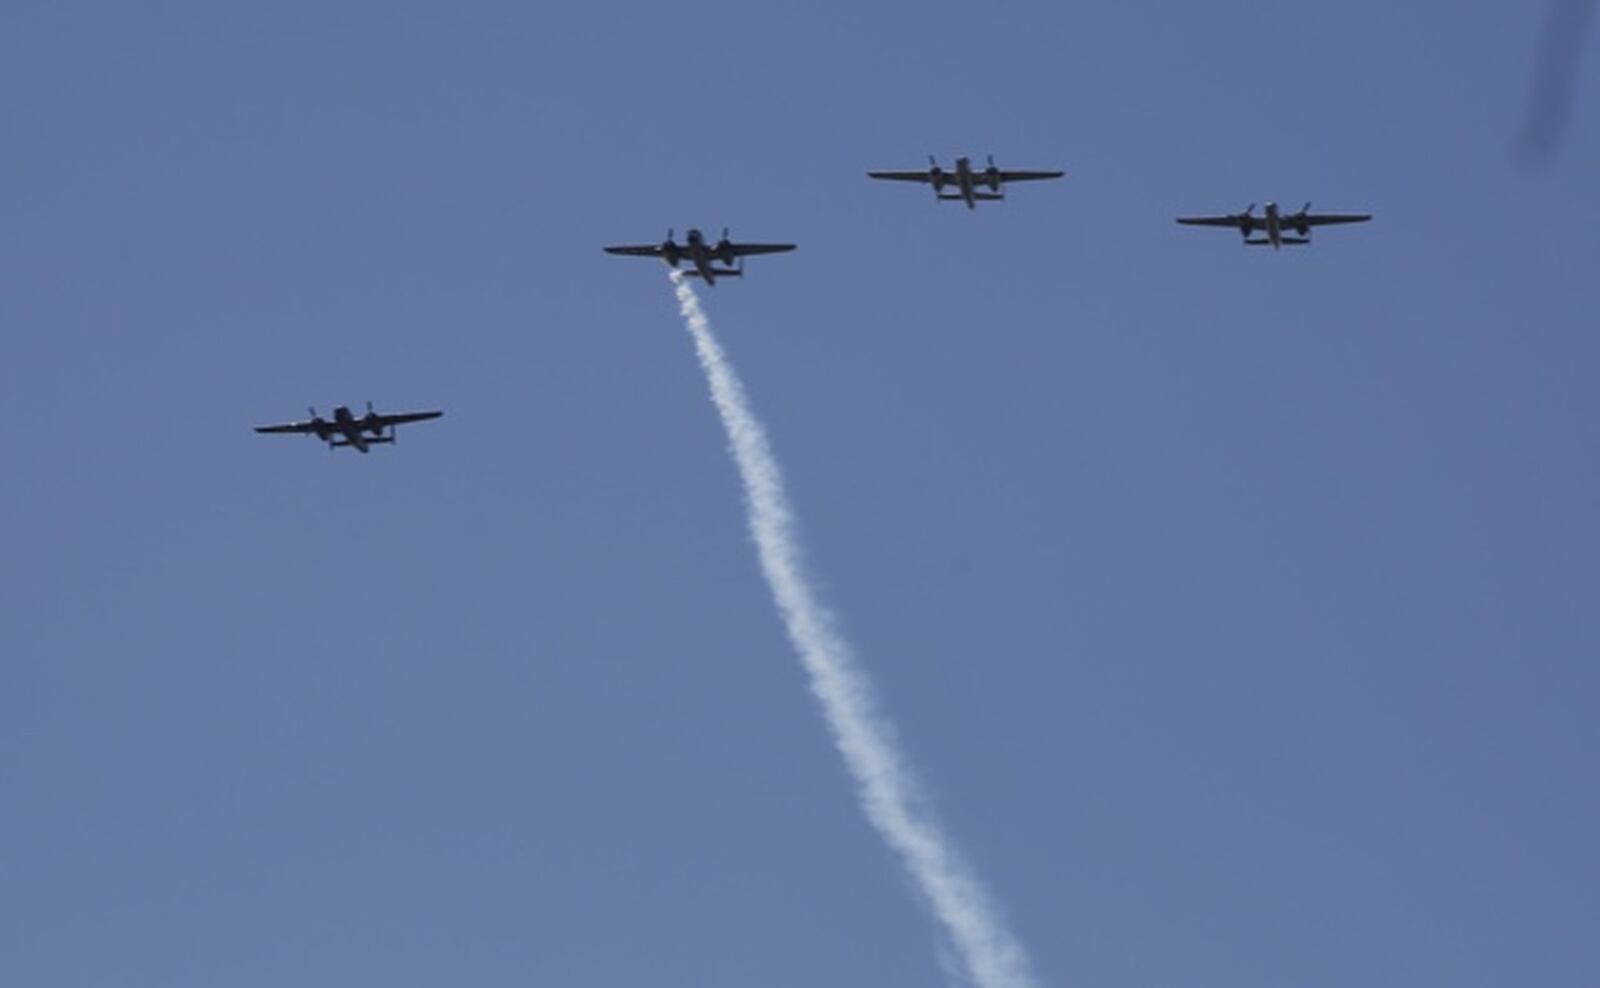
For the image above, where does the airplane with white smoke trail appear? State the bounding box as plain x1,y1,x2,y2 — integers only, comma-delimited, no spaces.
604,228,795,286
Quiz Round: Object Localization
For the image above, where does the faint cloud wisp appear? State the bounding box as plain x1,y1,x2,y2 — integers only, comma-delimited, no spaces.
669,270,1036,988
1520,0,1596,164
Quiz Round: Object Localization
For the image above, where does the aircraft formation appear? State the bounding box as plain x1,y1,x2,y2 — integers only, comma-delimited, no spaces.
257,153,1371,453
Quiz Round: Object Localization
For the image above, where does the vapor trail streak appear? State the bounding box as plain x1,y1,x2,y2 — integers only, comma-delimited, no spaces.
669,271,1035,988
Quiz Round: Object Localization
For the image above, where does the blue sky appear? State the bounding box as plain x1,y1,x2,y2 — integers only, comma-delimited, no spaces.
2,2,1596,987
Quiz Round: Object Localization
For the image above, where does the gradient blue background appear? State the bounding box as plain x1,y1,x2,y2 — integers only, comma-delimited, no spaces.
2,2,1596,986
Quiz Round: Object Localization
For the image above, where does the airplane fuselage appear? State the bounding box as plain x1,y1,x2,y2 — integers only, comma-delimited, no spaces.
1251,202,1314,249
319,405,395,453
663,229,733,284
330,406,371,453
955,157,977,209
933,157,1005,209
684,230,720,284
1263,202,1283,249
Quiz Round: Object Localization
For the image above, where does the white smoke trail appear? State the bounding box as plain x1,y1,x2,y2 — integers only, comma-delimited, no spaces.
669,271,1036,988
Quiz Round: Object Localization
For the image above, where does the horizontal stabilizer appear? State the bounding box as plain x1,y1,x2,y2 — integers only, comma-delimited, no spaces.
1279,236,1310,245
937,192,1005,201
330,436,395,447
683,268,742,279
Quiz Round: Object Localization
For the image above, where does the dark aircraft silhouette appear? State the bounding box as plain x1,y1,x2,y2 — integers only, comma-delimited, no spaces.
255,403,443,453
868,154,1064,209
603,228,795,285
1176,202,1372,249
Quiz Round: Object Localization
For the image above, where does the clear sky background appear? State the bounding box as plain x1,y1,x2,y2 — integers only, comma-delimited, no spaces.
2,2,1596,987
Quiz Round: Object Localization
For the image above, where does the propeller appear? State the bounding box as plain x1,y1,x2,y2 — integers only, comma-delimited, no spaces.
309,406,329,449
984,153,1003,190
1237,205,1256,238
929,153,938,168
721,226,730,243
666,227,675,244
1290,202,1314,235
366,400,374,415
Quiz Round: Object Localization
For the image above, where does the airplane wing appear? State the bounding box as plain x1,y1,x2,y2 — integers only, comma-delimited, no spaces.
602,245,667,257
722,243,796,258
372,410,443,428
867,170,936,183
1299,213,1372,227
1175,215,1260,229
254,420,319,435
996,169,1064,182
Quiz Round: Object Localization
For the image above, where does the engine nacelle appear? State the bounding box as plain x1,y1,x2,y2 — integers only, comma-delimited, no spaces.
985,169,1002,191
715,239,735,263
662,243,680,266
929,167,945,191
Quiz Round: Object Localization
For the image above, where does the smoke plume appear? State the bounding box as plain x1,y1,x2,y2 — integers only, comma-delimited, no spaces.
669,271,1036,988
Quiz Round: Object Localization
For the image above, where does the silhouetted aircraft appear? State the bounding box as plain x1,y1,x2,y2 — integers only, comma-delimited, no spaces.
868,155,1064,209
1176,202,1372,249
603,228,795,285
255,403,442,453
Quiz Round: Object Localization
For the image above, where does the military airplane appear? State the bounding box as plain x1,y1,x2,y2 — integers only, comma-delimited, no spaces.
603,228,795,285
1176,202,1372,249
867,155,1065,209
254,403,443,453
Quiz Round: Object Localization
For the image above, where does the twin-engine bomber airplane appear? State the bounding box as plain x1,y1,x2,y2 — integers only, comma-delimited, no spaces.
1176,202,1372,249
255,403,443,453
603,228,796,286
868,155,1065,209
